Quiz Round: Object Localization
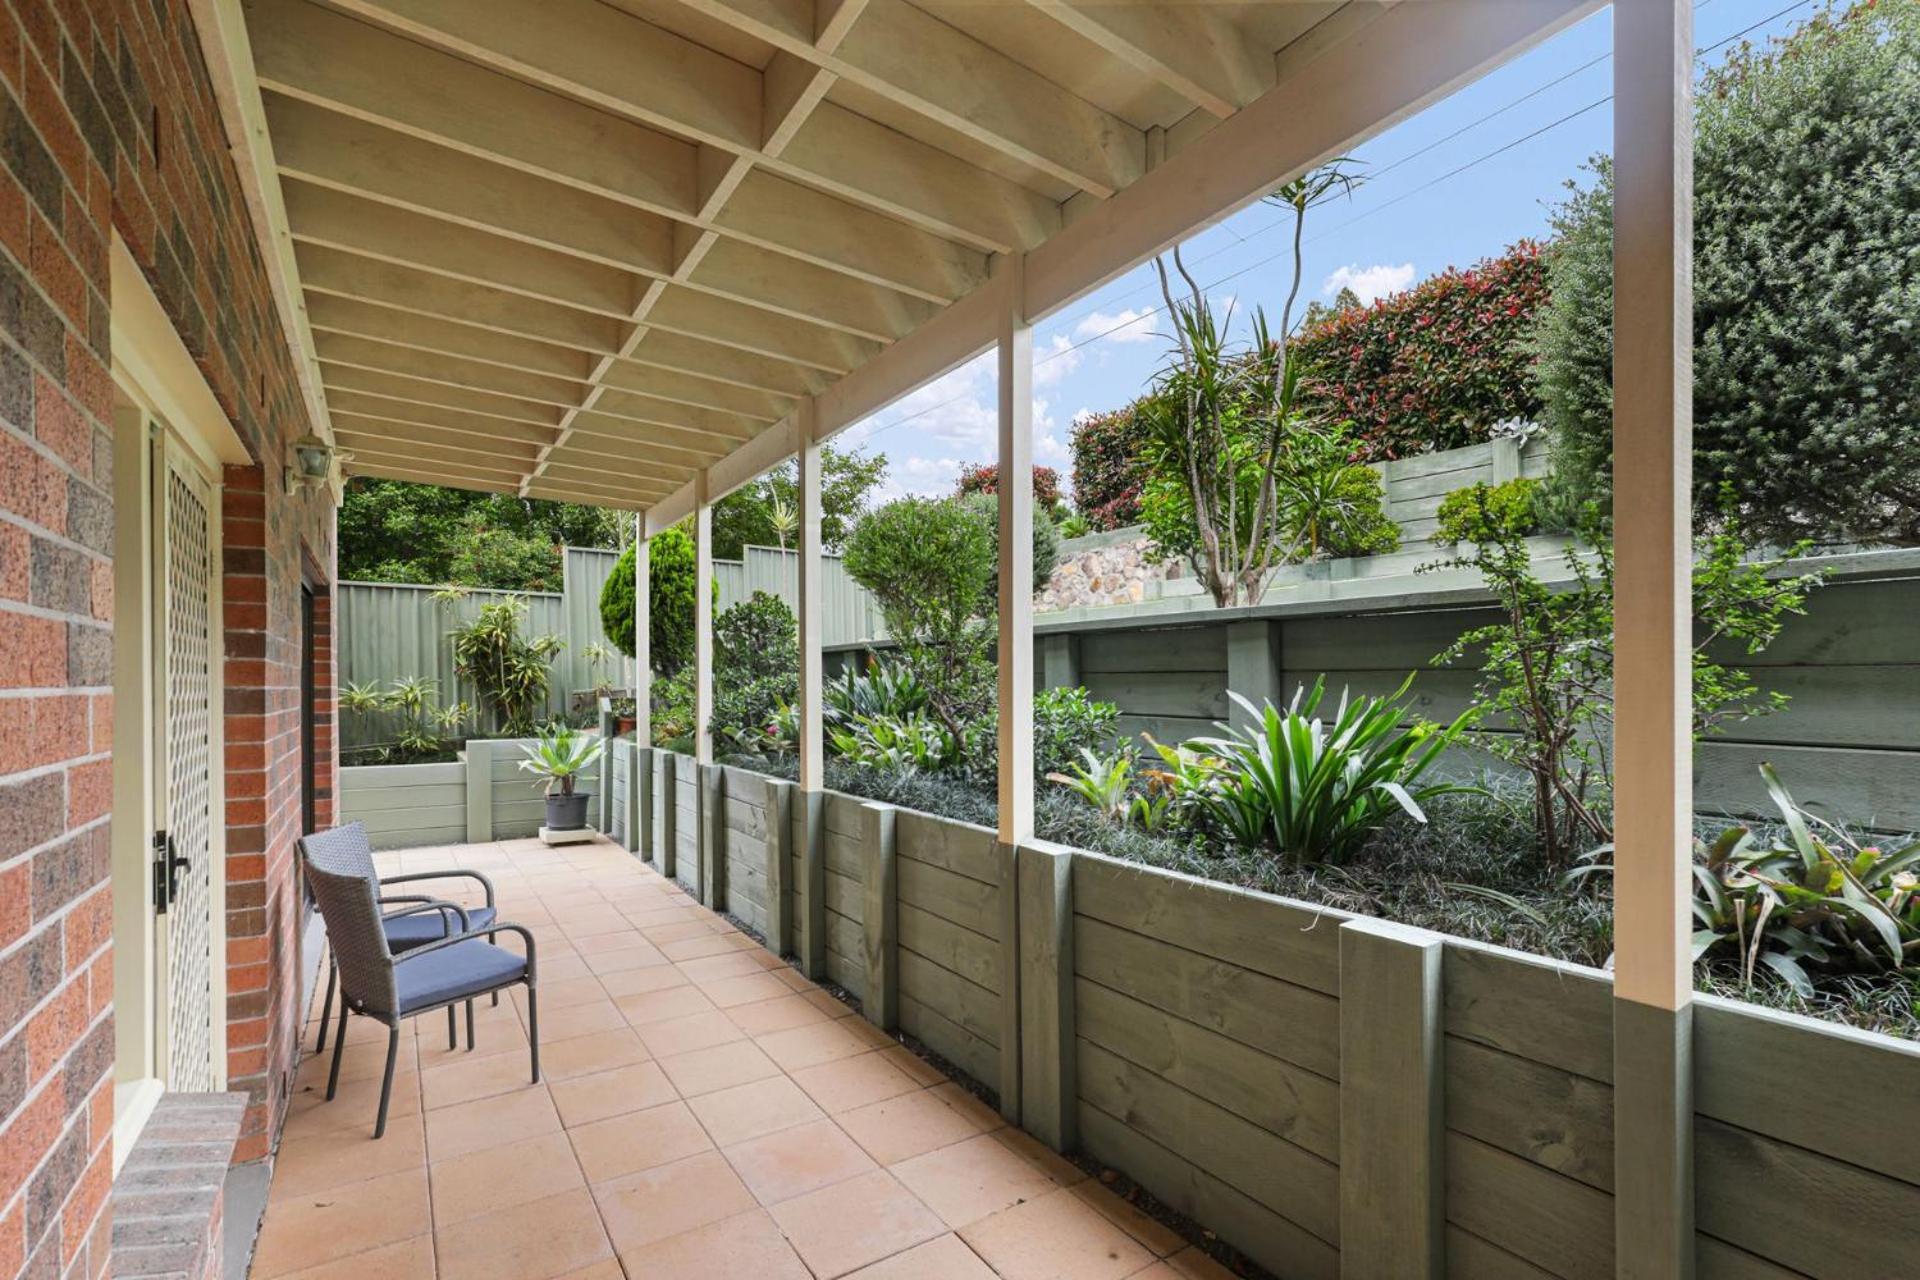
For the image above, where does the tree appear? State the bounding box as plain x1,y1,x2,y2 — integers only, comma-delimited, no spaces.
957,491,1062,594
1069,403,1152,531
1534,1,1920,545
843,497,998,740
337,477,624,589
954,463,1063,511
1140,161,1368,607
599,526,698,674
709,446,887,559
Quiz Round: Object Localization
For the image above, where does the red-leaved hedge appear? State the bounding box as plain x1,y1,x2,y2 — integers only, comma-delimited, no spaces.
1293,239,1548,459
1068,405,1151,531
955,462,1063,508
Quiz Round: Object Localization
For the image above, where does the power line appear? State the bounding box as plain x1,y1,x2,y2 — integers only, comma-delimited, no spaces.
855,0,1813,448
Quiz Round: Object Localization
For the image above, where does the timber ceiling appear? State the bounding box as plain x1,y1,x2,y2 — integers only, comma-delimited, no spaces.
240,0,1362,509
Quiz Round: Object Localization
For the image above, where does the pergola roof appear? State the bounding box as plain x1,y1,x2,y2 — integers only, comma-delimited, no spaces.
227,0,1592,513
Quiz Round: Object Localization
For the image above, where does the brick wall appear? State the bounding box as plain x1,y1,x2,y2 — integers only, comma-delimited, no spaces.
0,0,334,1276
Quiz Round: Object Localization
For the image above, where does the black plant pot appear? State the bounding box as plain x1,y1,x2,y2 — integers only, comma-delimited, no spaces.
546,790,591,831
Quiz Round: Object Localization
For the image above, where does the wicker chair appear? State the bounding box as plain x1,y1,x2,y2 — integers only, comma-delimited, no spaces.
301,847,538,1139
302,823,501,1055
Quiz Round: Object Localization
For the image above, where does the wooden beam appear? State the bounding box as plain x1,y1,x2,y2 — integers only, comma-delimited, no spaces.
326,397,554,447
996,254,1033,846
1022,0,1270,119
313,334,589,407
326,0,1059,253
597,361,788,424
1611,1,1695,1276
621,330,823,400
641,285,879,375
305,295,599,382
319,365,566,428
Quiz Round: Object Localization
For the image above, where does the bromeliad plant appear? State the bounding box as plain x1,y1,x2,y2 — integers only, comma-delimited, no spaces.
1568,764,1920,995
518,724,605,797
1189,676,1476,865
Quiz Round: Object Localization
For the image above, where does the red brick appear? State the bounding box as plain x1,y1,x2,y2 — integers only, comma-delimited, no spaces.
0,610,64,688
63,757,108,825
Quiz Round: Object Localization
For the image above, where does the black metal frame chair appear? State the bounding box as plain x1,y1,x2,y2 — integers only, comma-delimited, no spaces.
300,848,539,1139
303,822,502,1056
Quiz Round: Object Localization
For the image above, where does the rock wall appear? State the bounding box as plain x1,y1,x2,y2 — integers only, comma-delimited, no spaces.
1038,528,1180,611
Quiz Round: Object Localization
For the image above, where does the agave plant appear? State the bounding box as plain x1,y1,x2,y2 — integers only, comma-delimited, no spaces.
1567,764,1920,994
518,724,604,796
1188,675,1476,865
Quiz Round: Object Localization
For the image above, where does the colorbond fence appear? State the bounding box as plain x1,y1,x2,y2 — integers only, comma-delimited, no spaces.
594,745,1919,1280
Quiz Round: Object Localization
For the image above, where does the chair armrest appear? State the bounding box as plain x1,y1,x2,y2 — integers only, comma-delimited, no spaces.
382,869,496,909
392,922,537,983
380,900,472,935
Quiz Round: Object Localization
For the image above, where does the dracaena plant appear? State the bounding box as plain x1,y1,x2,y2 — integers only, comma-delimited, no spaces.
1188,675,1477,865
1568,764,1920,994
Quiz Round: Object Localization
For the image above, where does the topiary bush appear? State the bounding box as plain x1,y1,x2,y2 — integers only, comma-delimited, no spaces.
1069,402,1152,530
600,526,697,674
1290,240,1549,460
1533,1,1920,546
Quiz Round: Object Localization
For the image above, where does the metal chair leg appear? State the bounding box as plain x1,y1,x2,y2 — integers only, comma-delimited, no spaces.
490,931,500,1006
446,1004,457,1050
526,983,540,1083
316,959,337,1054
325,1006,350,1101
466,999,475,1051
373,1024,400,1140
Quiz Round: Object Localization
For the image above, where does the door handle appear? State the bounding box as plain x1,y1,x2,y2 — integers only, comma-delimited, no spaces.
166,834,190,902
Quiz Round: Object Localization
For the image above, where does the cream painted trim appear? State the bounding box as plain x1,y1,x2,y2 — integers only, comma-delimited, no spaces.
110,237,251,471
185,0,333,445
112,1077,166,1176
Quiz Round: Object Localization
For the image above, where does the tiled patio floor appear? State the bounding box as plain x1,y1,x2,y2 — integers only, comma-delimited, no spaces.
253,835,1231,1280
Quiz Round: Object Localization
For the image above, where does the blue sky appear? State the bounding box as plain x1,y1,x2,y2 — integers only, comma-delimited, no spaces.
837,0,1819,503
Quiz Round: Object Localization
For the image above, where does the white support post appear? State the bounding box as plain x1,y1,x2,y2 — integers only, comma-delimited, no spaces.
633,520,651,749
693,469,714,765
1611,1,1694,1276
996,254,1035,848
796,401,824,795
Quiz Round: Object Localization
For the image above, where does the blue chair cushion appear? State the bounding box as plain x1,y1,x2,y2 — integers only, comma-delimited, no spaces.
384,904,497,949
395,939,527,1013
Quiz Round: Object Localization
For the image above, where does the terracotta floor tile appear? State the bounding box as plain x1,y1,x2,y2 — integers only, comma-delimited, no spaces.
600,964,690,998
790,1050,920,1114
687,1075,825,1147
280,1071,423,1142
591,1149,758,1254
723,1117,877,1205
845,1233,997,1279
571,1100,713,1184
660,933,743,960
1127,1247,1240,1279
270,1109,426,1197
878,1045,947,1088
294,1033,419,1088
616,1207,812,1279
960,1187,1153,1280
617,983,718,1026
434,1186,614,1280
541,1027,652,1081
1071,1182,1185,1257
893,1131,1066,1228
532,998,628,1043
725,993,830,1036
928,1082,1004,1132
424,1084,561,1161
636,1009,746,1058
584,944,670,976
677,951,770,983
430,1130,584,1225
522,976,613,1011
991,1125,1085,1186
420,1046,542,1111
756,1018,873,1071
548,1060,677,1128
768,1168,946,1279
657,1038,781,1097
643,920,716,944
701,972,794,1008
800,987,858,1019
252,1168,429,1277
271,1233,435,1280
772,966,816,993
550,1261,625,1280
837,1089,993,1166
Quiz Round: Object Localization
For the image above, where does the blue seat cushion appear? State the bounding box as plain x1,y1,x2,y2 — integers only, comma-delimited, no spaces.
384,904,497,949
395,939,527,1013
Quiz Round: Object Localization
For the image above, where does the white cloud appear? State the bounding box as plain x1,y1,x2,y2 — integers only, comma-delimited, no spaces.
1073,306,1159,345
1322,262,1416,305
1033,332,1081,389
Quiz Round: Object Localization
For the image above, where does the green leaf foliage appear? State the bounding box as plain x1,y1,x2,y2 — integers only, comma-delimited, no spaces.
449,596,564,736
713,592,799,752
337,477,623,590
599,526,699,673
1534,1,1920,545
1069,402,1152,531
709,446,887,558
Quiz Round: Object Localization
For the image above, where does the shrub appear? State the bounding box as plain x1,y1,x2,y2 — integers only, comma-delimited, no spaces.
713,592,799,751
1291,240,1549,460
1187,677,1477,865
957,492,1061,596
1033,685,1122,778
1069,403,1152,530
1533,1,1920,545
600,527,698,674
844,497,997,738
955,462,1063,510
449,596,564,736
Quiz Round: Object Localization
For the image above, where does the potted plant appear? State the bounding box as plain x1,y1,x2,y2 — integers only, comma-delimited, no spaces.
610,695,638,737
518,724,604,831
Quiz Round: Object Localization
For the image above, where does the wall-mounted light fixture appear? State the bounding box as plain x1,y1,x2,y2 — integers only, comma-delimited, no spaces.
285,432,341,497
